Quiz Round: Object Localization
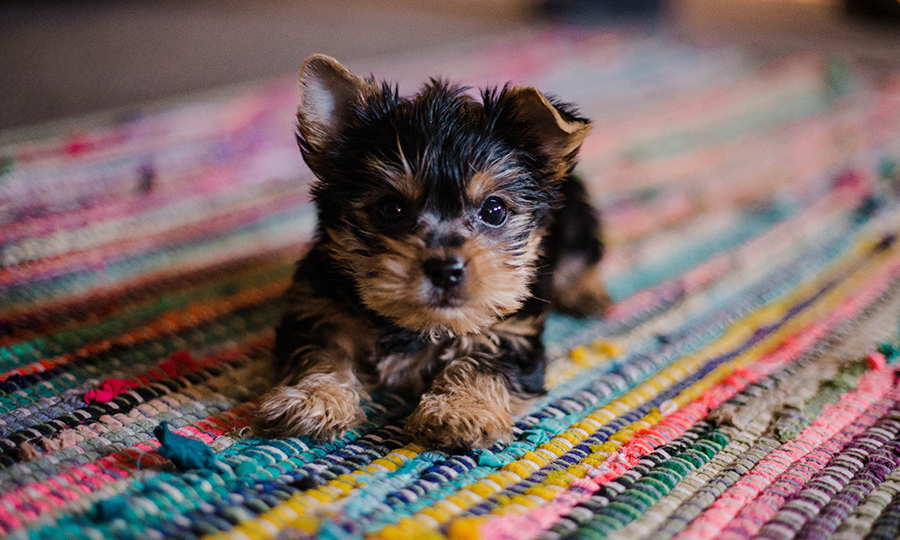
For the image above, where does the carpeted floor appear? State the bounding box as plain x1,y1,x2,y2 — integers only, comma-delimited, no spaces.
2,26,900,540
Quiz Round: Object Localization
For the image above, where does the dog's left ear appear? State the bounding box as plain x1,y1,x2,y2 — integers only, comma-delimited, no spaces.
502,86,591,160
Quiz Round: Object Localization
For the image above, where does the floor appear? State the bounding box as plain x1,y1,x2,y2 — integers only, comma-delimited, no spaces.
1,0,899,132
0,0,528,131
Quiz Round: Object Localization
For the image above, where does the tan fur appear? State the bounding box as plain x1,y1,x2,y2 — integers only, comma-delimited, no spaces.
465,166,517,204
375,313,545,394
365,157,423,204
550,254,612,317
465,160,534,205
506,86,592,159
256,280,375,438
258,297,544,442
454,313,544,358
281,280,377,374
466,171,500,205
255,370,366,440
263,56,603,447
377,340,444,394
325,221,545,337
405,360,515,449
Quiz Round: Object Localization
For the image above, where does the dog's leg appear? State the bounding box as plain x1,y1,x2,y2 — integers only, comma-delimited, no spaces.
543,175,611,317
254,269,374,440
255,350,367,440
405,316,545,449
405,357,518,449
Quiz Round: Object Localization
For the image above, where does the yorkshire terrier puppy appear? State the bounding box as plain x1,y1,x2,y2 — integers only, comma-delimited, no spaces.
254,55,609,449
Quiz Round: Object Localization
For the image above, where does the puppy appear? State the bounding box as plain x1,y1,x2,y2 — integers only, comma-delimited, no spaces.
254,55,609,449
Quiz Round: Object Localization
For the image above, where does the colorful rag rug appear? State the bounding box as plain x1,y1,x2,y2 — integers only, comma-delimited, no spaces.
3,26,900,540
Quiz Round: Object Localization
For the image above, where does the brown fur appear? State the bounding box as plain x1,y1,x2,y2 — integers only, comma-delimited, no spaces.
465,161,520,205
365,158,423,205
255,55,607,449
550,254,612,317
376,312,546,396
405,360,517,449
325,212,545,337
255,371,366,440
280,280,377,379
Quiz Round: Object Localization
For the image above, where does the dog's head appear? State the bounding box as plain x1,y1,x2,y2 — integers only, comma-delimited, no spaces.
297,55,591,336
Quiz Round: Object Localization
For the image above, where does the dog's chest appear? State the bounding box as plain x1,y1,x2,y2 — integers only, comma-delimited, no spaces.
370,329,446,394
367,327,511,394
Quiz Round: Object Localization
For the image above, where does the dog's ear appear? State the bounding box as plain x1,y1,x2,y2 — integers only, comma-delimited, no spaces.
297,55,372,152
502,86,591,160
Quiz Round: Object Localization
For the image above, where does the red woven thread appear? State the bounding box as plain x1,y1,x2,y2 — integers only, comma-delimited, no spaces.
83,379,139,404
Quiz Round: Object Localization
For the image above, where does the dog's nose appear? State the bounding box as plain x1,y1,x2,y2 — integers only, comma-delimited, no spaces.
424,256,466,290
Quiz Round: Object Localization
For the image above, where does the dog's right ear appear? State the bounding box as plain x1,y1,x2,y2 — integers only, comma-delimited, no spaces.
297,55,371,152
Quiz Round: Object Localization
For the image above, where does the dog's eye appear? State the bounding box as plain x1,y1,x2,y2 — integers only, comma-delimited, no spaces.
479,196,508,227
376,195,407,225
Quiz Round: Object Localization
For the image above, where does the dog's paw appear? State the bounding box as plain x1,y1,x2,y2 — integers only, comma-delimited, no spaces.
405,390,514,449
254,373,365,440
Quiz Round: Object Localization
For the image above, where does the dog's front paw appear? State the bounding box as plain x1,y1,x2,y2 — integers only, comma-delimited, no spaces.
254,373,365,440
405,390,514,449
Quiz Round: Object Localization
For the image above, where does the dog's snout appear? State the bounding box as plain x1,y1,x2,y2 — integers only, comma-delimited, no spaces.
424,256,466,289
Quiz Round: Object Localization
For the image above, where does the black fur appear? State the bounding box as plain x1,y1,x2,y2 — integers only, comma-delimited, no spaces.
257,56,608,448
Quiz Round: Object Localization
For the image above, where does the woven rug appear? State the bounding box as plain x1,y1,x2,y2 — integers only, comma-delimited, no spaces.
3,26,900,540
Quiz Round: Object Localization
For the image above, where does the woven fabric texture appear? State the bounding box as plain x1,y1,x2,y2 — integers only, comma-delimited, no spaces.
3,27,900,540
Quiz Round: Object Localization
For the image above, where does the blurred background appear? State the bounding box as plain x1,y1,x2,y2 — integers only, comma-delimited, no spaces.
0,0,898,132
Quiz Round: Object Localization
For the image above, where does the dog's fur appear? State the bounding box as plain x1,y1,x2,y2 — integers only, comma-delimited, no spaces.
254,55,609,449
